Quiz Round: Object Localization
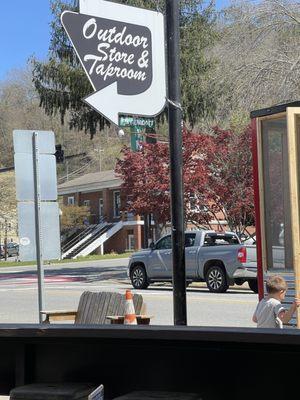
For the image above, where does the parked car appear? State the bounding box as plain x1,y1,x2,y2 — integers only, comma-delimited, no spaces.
128,230,258,293
0,242,19,258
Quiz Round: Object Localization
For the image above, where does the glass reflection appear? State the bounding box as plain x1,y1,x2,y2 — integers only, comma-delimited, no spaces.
261,118,292,270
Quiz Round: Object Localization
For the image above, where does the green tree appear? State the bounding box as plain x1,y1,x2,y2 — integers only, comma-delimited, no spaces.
0,172,18,240
60,205,91,231
32,0,217,137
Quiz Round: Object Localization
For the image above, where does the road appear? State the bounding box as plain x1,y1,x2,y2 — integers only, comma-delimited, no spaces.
0,258,258,327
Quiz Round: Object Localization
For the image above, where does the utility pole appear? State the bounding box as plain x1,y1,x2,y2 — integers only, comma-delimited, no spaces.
99,148,104,172
0,222,2,259
166,0,187,326
95,148,104,172
4,219,8,261
66,159,69,181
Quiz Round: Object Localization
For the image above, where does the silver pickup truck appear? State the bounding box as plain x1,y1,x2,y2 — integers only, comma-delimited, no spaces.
128,230,258,293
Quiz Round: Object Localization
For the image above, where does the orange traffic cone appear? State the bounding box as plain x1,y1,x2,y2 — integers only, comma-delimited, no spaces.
124,290,137,325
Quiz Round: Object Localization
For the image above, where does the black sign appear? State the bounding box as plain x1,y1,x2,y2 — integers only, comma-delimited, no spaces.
62,12,153,96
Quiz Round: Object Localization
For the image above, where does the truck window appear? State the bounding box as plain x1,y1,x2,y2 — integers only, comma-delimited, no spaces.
185,233,196,247
203,234,239,246
155,235,172,250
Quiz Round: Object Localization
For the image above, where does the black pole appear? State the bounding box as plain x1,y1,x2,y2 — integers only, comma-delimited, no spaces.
166,0,187,325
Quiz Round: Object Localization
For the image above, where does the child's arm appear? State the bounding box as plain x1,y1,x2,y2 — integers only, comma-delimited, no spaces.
278,298,300,324
252,302,260,324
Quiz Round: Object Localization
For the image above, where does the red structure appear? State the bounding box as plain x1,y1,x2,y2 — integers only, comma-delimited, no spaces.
251,118,264,300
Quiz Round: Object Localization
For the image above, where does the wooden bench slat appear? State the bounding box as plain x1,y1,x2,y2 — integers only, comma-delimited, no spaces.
103,293,118,324
75,291,89,324
41,310,77,316
79,291,93,324
97,292,109,324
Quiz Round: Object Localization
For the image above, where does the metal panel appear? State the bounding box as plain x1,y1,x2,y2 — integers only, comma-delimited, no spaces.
13,130,55,154
14,154,57,201
18,202,61,261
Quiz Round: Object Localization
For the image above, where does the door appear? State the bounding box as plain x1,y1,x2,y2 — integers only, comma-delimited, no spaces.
184,233,198,277
147,235,172,278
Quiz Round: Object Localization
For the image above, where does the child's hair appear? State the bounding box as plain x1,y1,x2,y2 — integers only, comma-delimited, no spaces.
266,275,287,294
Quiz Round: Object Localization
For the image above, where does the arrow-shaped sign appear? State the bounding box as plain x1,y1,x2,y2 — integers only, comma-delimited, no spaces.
61,0,166,126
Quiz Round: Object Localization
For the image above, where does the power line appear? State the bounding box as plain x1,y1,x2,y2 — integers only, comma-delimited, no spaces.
0,166,14,173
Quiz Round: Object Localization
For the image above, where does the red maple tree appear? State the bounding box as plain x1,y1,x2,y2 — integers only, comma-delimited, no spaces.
115,126,254,236
208,126,254,236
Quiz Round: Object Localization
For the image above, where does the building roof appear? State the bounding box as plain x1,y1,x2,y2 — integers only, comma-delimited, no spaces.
250,101,300,119
58,170,123,195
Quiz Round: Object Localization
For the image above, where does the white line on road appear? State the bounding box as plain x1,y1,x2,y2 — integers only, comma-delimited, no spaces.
0,284,257,304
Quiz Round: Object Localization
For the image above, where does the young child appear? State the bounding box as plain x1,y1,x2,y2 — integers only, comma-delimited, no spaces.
252,275,300,328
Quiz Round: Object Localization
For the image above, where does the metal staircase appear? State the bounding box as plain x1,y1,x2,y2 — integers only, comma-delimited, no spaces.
74,220,124,258
61,220,124,259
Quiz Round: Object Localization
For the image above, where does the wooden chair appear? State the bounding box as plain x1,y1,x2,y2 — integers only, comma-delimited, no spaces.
41,291,144,324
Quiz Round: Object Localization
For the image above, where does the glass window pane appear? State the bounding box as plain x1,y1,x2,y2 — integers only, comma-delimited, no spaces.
185,233,196,247
261,118,292,270
156,236,172,250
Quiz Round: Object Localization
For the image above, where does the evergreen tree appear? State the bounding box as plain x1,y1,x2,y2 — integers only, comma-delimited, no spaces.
32,0,216,137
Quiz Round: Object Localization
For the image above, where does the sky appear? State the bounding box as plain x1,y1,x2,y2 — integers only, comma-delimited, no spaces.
0,0,230,81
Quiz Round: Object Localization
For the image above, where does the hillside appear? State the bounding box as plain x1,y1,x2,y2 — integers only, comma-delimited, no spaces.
0,171,17,241
0,69,128,181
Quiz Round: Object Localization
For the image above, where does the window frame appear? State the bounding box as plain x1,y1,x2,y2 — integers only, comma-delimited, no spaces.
67,196,75,205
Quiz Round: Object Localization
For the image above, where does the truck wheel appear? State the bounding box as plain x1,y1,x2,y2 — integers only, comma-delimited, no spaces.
248,279,258,294
206,265,229,293
130,265,149,289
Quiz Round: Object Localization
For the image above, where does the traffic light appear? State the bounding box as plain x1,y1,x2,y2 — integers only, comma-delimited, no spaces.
55,145,64,163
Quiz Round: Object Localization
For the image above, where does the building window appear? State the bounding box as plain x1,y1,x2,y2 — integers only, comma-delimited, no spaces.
67,196,75,205
83,200,90,207
113,191,121,217
99,198,104,219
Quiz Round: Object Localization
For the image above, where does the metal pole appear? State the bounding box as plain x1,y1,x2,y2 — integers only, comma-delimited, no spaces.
66,159,69,181
166,0,187,325
4,219,7,261
32,132,45,324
